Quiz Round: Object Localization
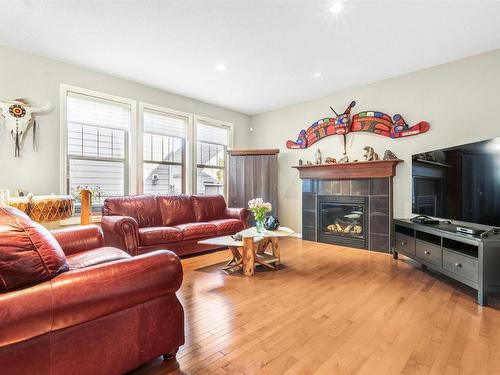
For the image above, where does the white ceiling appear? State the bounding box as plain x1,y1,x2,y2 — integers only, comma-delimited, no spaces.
1,1,500,115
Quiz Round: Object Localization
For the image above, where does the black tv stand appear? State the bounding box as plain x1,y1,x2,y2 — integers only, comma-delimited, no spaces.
393,218,500,306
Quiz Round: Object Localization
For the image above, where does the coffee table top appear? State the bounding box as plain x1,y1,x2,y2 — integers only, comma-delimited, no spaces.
198,235,264,247
239,226,294,238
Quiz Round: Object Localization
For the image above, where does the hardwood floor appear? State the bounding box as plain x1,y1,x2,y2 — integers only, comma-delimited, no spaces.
131,238,500,375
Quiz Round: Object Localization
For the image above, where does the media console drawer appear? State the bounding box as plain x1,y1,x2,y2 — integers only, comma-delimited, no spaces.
443,249,478,283
416,240,442,267
395,232,415,255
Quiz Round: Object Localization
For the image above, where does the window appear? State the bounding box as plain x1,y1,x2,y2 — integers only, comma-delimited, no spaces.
65,91,132,210
62,85,235,212
195,119,232,195
142,106,189,195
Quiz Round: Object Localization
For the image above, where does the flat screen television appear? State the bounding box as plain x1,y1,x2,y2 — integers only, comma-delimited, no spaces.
412,137,500,227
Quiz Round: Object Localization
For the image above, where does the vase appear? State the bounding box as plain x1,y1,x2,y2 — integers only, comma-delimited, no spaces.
256,218,265,233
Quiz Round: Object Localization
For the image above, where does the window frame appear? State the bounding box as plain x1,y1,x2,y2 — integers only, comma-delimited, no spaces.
60,84,137,199
60,84,235,206
138,102,193,195
193,115,234,197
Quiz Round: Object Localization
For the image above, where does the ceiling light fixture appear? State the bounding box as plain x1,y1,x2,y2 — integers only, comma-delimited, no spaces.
313,72,322,78
330,1,344,14
215,63,227,71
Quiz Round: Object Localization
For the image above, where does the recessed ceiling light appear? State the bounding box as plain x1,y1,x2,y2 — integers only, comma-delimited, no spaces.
215,63,227,71
330,1,344,14
313,72,322,78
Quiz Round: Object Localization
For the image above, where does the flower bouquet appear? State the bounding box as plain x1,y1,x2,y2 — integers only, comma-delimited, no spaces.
248,198,272,233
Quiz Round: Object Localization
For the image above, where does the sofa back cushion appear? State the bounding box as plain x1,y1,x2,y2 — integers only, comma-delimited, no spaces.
102,195,161,228
0,207,69,292
158,195,195,226
191,195,227,222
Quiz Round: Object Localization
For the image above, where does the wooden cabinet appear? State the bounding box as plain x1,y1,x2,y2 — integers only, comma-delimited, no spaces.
393,219,500,306
228,149,279,225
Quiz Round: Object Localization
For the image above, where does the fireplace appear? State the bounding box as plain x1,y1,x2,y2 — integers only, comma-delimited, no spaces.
302,177,392,253
297,161,399,253
318,195,368,249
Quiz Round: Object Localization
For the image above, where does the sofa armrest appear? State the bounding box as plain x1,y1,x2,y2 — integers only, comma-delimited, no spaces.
224,207,250,228
101,215,140,256
0,280,53,347
51,225,104,256
50,250,182,332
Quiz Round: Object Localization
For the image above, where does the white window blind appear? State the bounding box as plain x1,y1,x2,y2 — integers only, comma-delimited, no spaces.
67,92,131,130
66,92,131,204
197,122,229,145
142,108,188,195
143,110,187,138
196,120,231,195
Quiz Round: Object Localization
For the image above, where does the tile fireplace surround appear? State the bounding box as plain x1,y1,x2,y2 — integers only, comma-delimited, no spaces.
302,178,393,253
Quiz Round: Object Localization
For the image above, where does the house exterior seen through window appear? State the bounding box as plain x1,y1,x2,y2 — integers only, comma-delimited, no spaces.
196,121,230,195
65,91,132,212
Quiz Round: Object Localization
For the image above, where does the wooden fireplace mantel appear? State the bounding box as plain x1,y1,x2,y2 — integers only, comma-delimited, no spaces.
292,159,403,180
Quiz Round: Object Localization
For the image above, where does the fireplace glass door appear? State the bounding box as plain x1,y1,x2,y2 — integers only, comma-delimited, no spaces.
318,196,368,249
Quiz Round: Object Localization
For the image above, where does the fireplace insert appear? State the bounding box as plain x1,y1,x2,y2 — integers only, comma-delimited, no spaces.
317,195,368,249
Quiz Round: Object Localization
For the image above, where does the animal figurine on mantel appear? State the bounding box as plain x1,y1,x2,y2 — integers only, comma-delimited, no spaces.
325,157,337,164
338,155,350,163
383,150,398,160
315,148,322,164
363,146,379,161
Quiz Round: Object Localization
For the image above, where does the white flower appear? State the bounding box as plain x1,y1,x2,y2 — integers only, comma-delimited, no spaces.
248,198,272,212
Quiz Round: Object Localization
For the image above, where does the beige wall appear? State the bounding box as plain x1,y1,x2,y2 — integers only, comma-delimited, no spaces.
0,45,251,195
3,44,500,232
250,49,500,233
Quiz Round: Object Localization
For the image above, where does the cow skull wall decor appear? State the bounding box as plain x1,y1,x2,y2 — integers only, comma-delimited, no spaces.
0,99,52,157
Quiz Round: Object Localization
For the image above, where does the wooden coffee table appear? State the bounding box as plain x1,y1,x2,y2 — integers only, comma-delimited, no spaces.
198,227,293,276
239,226,294,276
198,235,263,272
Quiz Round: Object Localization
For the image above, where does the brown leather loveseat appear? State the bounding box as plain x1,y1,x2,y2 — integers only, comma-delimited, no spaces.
0,206,184,375
101,194,249,256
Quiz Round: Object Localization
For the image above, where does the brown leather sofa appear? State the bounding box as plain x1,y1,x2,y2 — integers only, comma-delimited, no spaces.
101,194,249,256
0,206,184,375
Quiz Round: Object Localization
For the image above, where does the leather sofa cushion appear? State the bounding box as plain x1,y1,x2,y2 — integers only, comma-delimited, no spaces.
191,195,227,222
66,247,130,270
139,227,183,246
210,219,244,235
0,207,69,292
174,222,218,240
103,195,161,228
158,195,196,226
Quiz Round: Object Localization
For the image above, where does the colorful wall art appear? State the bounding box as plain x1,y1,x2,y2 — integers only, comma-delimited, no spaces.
286,101,430,149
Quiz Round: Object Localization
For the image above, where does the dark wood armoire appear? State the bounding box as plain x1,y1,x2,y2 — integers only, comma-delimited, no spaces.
227,149,279,225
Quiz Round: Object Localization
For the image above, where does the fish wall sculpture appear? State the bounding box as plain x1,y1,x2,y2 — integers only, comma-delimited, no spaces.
286,101,430,150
